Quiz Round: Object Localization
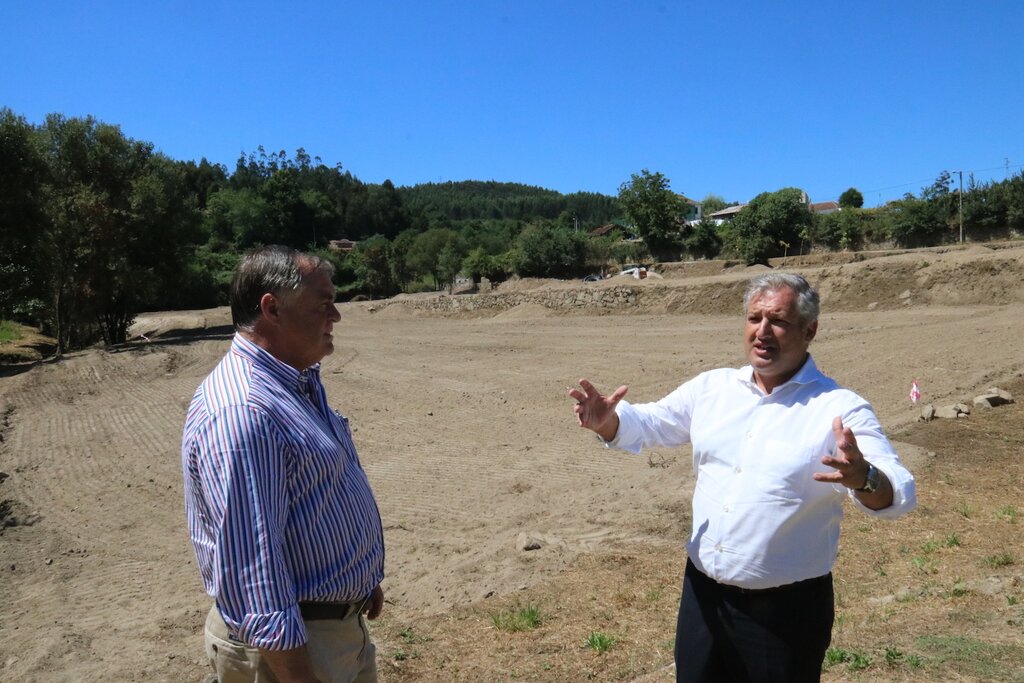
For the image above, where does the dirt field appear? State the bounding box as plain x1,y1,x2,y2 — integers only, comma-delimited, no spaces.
2,244,1023,682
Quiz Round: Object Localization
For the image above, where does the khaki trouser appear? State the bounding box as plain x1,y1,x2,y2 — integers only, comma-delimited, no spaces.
204,605,377,683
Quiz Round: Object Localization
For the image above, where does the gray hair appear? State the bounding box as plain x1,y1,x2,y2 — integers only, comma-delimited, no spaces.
230,245,335,331
743,273,820,325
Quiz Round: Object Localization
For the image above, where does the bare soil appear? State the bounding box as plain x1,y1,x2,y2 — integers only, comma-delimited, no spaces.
2,244,1023,682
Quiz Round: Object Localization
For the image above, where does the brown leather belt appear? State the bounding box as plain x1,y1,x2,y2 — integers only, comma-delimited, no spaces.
298,599,365,621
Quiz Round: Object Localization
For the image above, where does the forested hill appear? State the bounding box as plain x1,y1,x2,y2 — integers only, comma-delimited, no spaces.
398,180,621,226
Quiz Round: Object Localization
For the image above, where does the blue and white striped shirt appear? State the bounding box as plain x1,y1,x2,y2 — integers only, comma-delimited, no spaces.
182,334,384,650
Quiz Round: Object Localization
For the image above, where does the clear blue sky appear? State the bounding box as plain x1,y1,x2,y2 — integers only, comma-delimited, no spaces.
3,1,1022,207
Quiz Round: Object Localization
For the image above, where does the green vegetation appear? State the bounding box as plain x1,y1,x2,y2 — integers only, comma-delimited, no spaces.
0,320,22,344
956,502,974,519
983,553,1015,568
915,635,1024,680
5,105,1024,353
491,605,542,632
584,631,616,653
997,504,1018,523
823,646,871,672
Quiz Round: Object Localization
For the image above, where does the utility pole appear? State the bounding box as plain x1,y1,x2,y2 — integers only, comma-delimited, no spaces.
956,170,964,243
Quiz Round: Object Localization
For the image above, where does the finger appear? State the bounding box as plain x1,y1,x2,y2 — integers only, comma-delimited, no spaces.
819,454,849,469
831,416,845,445
832,416,859,455
578,378,599,396
567,388,588,403
607,385,629,405
812,471,843,483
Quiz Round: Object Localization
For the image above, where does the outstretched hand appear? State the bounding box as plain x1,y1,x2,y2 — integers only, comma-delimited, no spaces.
568,378,628,442
813,416,869,489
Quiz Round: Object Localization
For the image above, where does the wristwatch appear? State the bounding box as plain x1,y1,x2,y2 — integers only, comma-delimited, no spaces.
855,463,881,494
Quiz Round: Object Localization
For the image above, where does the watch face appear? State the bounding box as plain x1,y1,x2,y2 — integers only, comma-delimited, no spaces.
864,465,879,492
859,464,879,493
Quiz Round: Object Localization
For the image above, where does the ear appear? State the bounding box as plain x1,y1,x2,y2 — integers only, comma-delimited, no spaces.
258,292,280,321
805,320,818,342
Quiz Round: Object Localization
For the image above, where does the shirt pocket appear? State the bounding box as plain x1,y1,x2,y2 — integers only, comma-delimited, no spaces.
749,438,821,501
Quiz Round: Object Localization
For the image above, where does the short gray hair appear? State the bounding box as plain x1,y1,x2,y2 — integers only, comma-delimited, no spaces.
743,273,819,325
230,245,334,331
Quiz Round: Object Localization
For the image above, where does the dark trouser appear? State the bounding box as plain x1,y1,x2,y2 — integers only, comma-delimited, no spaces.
675,559,834,683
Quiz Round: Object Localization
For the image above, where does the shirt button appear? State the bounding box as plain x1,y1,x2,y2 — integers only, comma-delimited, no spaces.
746,432,754,439
734,466,742,474
723,505,730,512
714,543,723,552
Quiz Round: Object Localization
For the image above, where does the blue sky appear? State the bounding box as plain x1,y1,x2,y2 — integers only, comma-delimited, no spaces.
2,1,1022,207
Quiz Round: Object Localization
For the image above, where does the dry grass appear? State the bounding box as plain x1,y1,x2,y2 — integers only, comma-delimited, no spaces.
371,376,1024,682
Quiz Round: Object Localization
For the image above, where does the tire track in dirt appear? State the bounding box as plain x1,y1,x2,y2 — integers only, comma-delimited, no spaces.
1,344,205,680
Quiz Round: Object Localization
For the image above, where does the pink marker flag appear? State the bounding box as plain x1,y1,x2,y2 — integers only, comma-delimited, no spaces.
909,380,921,404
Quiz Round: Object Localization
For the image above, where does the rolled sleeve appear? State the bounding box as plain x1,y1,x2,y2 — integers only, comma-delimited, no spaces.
203,408,307,649
232,605,307,651
850,459,917,519
608,400,644,453
609,382,696,454
842,405,917,519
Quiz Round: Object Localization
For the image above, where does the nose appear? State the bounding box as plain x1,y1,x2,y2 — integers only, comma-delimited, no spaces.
329,304,341,322
756,319,772,337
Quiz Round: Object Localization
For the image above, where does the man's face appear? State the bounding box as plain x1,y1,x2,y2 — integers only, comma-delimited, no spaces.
273,268,341,370
744,286,816,392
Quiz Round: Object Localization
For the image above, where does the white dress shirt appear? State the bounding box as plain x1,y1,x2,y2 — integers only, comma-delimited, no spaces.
611,355,916,589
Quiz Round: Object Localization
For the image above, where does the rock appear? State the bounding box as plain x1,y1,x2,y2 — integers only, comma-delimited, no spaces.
973,387,1015,408
933,403,970,419
517,532,542,551
920,404,936,421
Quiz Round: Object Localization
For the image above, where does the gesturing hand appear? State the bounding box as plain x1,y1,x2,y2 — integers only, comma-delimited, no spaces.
813,416,870,489
568,378,628,442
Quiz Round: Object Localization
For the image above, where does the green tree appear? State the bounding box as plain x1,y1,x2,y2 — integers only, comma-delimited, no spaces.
814,209,863,251
0,108,48,320
408,228,461,289
514,222,587,278
437,243,464,292
617,170,685,260
838,187,864,209
883,194,945,247
719,188,813,265
36,114,201,350
388,229,419,290
679,218,722,260
352,235,397,298
699,193,729,216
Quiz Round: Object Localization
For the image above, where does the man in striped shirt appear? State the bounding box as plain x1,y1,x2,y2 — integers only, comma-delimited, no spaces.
183,245,385,683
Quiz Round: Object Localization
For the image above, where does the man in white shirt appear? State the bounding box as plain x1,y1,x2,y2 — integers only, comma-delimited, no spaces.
569,273,916,683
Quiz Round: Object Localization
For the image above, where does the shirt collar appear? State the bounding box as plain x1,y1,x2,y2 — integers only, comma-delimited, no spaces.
736,354,824,393
231,333,321,392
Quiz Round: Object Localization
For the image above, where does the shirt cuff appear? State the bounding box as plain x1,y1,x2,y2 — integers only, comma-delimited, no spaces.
847,461,916,519
234,604,308,650
606,400,643,454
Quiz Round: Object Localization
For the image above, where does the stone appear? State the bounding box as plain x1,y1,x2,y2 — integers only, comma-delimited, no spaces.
919,404,936,421
973,387,1014,408
517,532,542,551
933,403,970,419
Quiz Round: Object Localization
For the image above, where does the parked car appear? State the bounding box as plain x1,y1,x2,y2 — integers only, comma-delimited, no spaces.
618,266,647,279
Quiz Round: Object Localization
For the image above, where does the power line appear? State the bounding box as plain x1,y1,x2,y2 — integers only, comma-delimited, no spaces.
825,161,1023,204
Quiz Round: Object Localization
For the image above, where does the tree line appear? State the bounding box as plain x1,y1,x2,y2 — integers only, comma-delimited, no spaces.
3,108,1023,353
619,169,1024,265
